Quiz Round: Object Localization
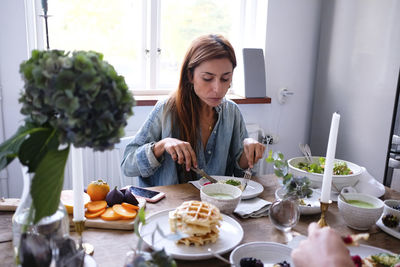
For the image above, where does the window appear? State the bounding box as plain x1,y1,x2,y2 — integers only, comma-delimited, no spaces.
28,0,267,97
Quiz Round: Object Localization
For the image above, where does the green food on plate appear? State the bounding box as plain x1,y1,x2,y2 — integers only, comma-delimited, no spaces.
225,179,241,186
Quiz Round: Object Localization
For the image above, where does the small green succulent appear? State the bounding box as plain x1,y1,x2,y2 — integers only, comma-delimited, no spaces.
266,150,312,199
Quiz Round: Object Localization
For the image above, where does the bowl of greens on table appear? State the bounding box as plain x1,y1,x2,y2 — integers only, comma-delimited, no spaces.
287,156,362,190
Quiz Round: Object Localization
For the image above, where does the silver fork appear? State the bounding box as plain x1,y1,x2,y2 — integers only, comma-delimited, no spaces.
243,168,252,190
299,143,312,163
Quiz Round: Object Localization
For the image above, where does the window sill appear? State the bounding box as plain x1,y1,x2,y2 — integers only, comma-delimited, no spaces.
134,94,271,106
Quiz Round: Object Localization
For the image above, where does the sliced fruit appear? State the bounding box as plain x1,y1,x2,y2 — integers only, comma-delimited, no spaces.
85,208,106,219
85,200,107,213
121,202,140,211
100,207,122,221
112,204,138,219
60,190,90,214
87,180,110,201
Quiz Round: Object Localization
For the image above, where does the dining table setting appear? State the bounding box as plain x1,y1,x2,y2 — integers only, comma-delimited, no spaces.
1,172,400,267
1,113,400,266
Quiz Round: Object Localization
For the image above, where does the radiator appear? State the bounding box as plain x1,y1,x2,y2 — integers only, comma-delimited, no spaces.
63,137,138,190
246,123,272,175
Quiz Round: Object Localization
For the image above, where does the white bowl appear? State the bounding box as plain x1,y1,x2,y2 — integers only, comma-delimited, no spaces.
383,199,400,219
230,242,293,266
200,183,242,214
288,156,362,190
338,193,384,230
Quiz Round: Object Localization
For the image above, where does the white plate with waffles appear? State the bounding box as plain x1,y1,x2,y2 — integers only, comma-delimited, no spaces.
197,176,264,199
138,208,244,260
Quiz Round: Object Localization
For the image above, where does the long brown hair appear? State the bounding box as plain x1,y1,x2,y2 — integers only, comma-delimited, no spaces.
166,34,237,153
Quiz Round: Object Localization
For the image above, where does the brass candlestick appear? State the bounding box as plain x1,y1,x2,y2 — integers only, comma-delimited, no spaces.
73,219,94,255
317,200,332,227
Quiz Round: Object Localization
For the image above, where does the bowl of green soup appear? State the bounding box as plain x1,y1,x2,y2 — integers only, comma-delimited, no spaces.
200,183,242,214
338,192,384,230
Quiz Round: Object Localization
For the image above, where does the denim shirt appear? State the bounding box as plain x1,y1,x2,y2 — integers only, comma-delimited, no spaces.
121,98,249,187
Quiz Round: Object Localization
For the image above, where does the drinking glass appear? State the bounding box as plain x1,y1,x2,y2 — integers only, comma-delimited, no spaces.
269,196,300,242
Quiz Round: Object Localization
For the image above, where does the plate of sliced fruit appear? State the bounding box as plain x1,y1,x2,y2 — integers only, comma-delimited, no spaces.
61,180,145,230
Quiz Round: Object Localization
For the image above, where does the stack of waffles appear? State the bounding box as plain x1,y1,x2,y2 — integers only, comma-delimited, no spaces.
169,200,223,246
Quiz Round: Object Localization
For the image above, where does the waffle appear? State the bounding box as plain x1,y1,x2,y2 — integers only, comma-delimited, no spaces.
169,200,223,246
176,228,219,247
172,200,222,227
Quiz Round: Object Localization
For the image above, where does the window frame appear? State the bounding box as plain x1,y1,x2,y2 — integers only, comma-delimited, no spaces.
27,0,270,103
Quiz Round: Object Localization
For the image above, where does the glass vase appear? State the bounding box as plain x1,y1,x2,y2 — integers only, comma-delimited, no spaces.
12,168,69,266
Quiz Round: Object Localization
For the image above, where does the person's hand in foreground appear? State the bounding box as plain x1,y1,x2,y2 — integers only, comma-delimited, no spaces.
291,222,354,267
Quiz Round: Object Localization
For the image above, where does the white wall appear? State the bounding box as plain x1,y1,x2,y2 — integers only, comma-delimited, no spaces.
0,0,322,197
310,0,400,183
0,1,30,197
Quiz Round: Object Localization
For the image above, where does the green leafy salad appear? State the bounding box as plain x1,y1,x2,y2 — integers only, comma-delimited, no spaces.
297,157,353,175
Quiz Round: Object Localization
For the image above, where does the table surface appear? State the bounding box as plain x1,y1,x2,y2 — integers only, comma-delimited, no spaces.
1,174,400,267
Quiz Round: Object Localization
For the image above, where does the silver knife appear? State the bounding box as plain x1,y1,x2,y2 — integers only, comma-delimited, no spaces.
190,167,218,183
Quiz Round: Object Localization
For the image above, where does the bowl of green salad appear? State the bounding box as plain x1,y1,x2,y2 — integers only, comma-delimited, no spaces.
287,156,362,190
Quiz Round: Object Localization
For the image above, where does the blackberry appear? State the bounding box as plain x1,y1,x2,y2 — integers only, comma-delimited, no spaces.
240,257,263,267
275,260,291,267
382,214,399,228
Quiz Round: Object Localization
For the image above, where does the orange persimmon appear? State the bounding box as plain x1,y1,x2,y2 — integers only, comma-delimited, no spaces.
85,208,106,219
87,180,110,201
100,207,122,221
112,204,137,219
121,202,140,211
85,200,107,213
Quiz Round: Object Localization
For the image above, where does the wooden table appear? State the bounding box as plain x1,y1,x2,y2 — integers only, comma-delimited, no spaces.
1,174,400,267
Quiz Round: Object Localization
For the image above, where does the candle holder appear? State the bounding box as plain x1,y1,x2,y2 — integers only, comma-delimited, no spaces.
73,219,94,255
317,200,332,227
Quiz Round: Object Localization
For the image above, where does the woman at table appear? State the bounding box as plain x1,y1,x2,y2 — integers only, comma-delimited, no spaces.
122,34,265,187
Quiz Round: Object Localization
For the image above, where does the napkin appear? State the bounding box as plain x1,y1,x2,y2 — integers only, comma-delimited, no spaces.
188,180,201,190
234,197,272,218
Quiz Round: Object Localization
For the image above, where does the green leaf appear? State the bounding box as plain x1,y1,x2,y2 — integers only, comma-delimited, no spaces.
134,207,146,238
0,125,48,170
31,146,70,224
19,128,58,172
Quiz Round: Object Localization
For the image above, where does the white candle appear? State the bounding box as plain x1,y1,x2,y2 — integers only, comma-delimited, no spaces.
71,146,85,221
320,112,340,203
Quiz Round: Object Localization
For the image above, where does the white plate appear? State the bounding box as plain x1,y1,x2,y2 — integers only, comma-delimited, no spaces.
275,187,321,215
348,244,394,258
198,176,264,199
376,215,400,239
138,208,244,260
230,242,292,266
